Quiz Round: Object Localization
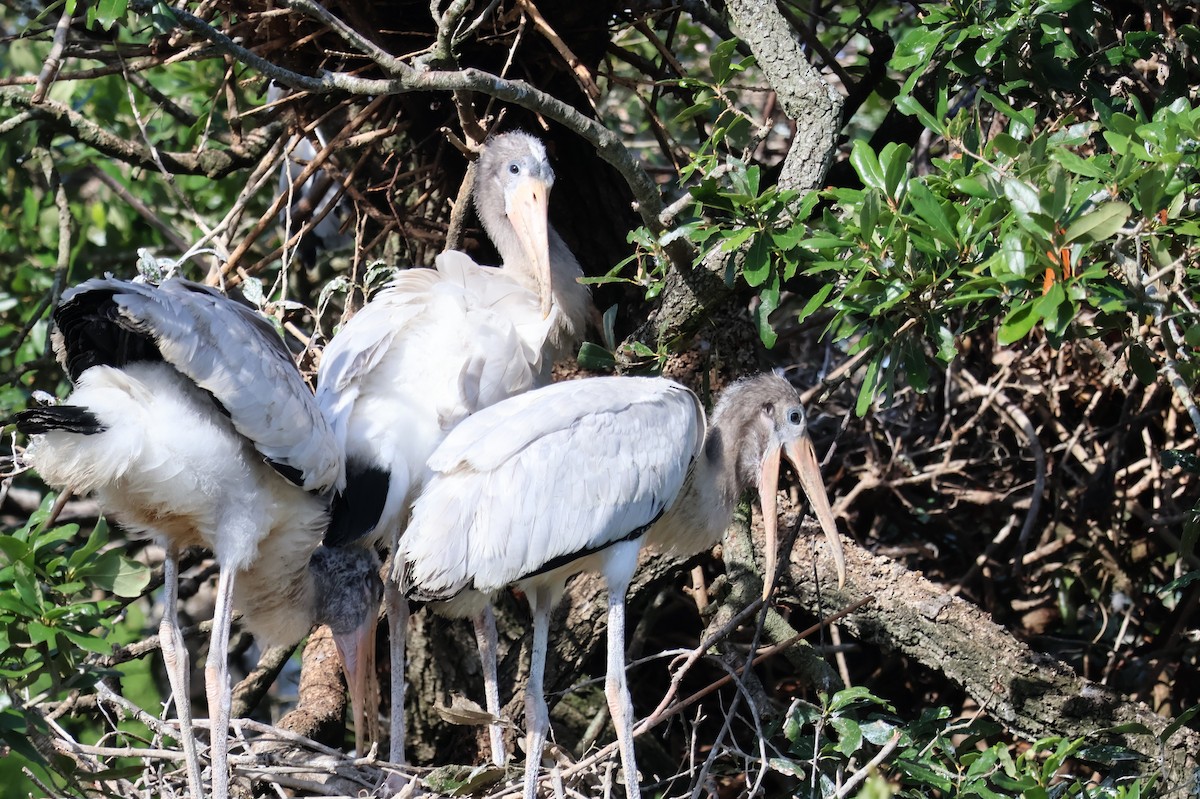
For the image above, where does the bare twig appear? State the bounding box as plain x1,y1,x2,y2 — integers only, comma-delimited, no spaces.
128,0,671,237
515,0,601,104
31,5,72,103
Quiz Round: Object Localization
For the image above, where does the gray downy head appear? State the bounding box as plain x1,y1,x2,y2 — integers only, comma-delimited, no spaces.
309,544,383,634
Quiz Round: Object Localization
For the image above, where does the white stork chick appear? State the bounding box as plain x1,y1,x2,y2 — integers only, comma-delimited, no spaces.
14,277,382,799
316,131,592,767
395,373,845,799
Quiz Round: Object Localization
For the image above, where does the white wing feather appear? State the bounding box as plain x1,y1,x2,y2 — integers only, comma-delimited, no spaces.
58,277,341,493
397,376,704,598
315,254,554,526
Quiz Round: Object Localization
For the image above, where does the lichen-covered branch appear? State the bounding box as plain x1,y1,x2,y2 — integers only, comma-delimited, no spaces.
0,86,281,178
783,534,1200,785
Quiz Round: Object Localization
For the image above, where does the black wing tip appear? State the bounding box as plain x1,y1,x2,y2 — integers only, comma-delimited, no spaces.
12,405,107,435
54,282,163,380
265,458,306,488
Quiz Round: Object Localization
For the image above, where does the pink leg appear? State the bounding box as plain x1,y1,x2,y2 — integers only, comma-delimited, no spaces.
522,586,552,799
204,565,237,799
473,605,507,767
158,544,204,797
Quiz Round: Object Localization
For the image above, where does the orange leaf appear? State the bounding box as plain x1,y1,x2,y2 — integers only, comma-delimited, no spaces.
1043,267,1056,295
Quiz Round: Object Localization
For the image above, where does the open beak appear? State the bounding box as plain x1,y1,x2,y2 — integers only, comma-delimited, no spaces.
332,611,380,754
507,176,553,318
759,433,846,600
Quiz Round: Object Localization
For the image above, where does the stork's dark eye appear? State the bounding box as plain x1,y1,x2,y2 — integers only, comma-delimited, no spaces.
508,162,521,175
787,409,803,425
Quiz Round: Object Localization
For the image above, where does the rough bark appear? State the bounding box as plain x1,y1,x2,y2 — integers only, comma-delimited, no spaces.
724,0,842,193
276,626,349,748
780,529,1200,785
625,0,843,357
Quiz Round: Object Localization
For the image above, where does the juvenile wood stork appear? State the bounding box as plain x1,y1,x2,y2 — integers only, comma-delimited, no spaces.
316,131,592,767
395,373,845,799
14,277,382,799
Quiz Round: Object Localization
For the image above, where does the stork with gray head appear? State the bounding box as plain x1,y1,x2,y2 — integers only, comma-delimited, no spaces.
395,372,845,799
14,277,382,799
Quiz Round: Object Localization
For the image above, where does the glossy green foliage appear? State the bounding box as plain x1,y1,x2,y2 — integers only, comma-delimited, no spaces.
612,2,1200,417
779,687,1165,798
803,92,1200,414
0,495,149,767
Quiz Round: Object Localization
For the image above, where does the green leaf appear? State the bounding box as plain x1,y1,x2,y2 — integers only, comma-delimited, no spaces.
998,301,1038,345
1063,202,1130,243
894,95,945,136
31,523,80,554
741,235,771,287
856,352,881,417
1158,703,1200,745
629,341,657,358
860,719,899,745
27,621,57,646
907,181,957,247
0,536,30,563
709,39,739,84
892,27,946,72
795,283,834,325
84,550,152,598
68,517,110,570
718,227,756,254
755,281,779,349
895,757,953,792
850,140,885,192
1050,148,1105,178
830,716,863,756
953,176,993,199
93,0,127,29
829,685,892,712
975,31,1011,67
60,628,113,654
1002,179,1043,218
859,190,880,240
575,342,616,371
880,142,912,199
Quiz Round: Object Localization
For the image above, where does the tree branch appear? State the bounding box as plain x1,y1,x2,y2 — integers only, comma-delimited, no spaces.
133,0,669,236
783,534,1200,784
0,86,282,178
620,0,844,356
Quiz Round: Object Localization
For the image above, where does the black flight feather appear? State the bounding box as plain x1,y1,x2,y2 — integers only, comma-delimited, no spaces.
325,460,391,547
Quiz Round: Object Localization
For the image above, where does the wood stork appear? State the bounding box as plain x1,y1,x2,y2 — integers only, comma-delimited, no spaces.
315,131,592,767
13,277,382,799
394,373,845,799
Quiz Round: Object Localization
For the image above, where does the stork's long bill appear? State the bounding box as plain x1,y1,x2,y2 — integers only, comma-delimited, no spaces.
759,431,846,600
332,611,380,752
508,175,554,318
